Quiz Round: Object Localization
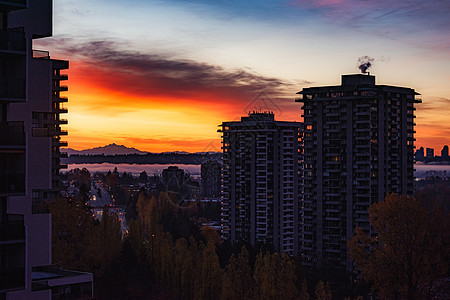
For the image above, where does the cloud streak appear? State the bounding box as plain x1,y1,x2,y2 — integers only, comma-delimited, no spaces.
46,38,309,120
60,39,298,98
291,0,450,49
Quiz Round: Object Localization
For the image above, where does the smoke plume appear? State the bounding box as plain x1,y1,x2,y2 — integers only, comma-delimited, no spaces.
357,56,374,73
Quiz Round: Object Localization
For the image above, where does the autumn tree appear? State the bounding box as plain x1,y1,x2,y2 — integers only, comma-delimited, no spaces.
221,254,238,300
199,241,222,300
348,194,449,299
253,251,265,298
221,246,254,299
315,280,332,300
300,278,310,300
88,207,123,275
278,252,298,300
49,198,94,270
49,199,122,277
174,238,196,300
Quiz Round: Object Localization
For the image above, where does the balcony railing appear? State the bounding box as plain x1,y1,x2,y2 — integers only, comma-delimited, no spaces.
52,74,68,81
32,50,50,59
53,96,68,103
0,123,25,147
0,0,27,9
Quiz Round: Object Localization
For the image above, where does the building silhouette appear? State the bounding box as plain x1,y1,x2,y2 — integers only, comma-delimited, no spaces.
219,112,301,255
201,160,221,197
415,146,425,161
441,145,448,158
426,147,434,158
0,1,92,298
296,74,420,268
162,166,185,192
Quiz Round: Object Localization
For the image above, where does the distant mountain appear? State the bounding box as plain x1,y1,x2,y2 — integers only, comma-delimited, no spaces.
64,143,148,156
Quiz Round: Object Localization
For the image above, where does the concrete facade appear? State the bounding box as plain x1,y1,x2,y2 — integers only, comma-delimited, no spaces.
1,1,92,298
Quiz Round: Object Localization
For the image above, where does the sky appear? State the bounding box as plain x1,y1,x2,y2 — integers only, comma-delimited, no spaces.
35,0,450,153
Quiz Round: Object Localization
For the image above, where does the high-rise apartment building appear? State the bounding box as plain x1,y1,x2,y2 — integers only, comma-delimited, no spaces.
1,1,92,298
220,112,301,255
296,74,420,268
162,166,185,192
201,160,221,198
426,147,434,158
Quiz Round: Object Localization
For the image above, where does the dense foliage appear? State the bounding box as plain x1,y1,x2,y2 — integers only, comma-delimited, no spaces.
348,194,449,299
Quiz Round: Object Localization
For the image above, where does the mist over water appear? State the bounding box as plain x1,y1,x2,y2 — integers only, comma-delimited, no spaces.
67,163,201,176
67,163,450,179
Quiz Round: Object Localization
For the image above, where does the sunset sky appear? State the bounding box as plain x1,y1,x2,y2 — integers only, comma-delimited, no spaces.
35,0,450,153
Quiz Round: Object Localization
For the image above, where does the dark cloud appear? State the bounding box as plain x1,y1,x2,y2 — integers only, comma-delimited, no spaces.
44,38,310,118
61,39,300,96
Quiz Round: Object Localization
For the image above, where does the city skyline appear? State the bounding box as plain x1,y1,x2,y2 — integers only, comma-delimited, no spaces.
35,0,450,152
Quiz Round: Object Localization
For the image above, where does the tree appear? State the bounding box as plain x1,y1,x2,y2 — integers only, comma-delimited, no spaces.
348,194,449,299
221,246,254,299
90,208,122,275
235,246,254,299
139,170,149,183
49,198,94,270
300,278,310,300
315,280,332,300
199,241,222,300
221,254,238,300
253,251,265,299
278,253,298,300
254,252,281,300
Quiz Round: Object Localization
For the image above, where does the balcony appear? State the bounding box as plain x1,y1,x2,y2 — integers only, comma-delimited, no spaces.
32,50,50,59
0,28,25,52
54,106,68,114
0,173,25,195
49,128,68,136
53,74,68,81
0,123,25,148
0,266,25,292
0,214,25,242
0,78,26,101
53,85,68,92
53,96,68,103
